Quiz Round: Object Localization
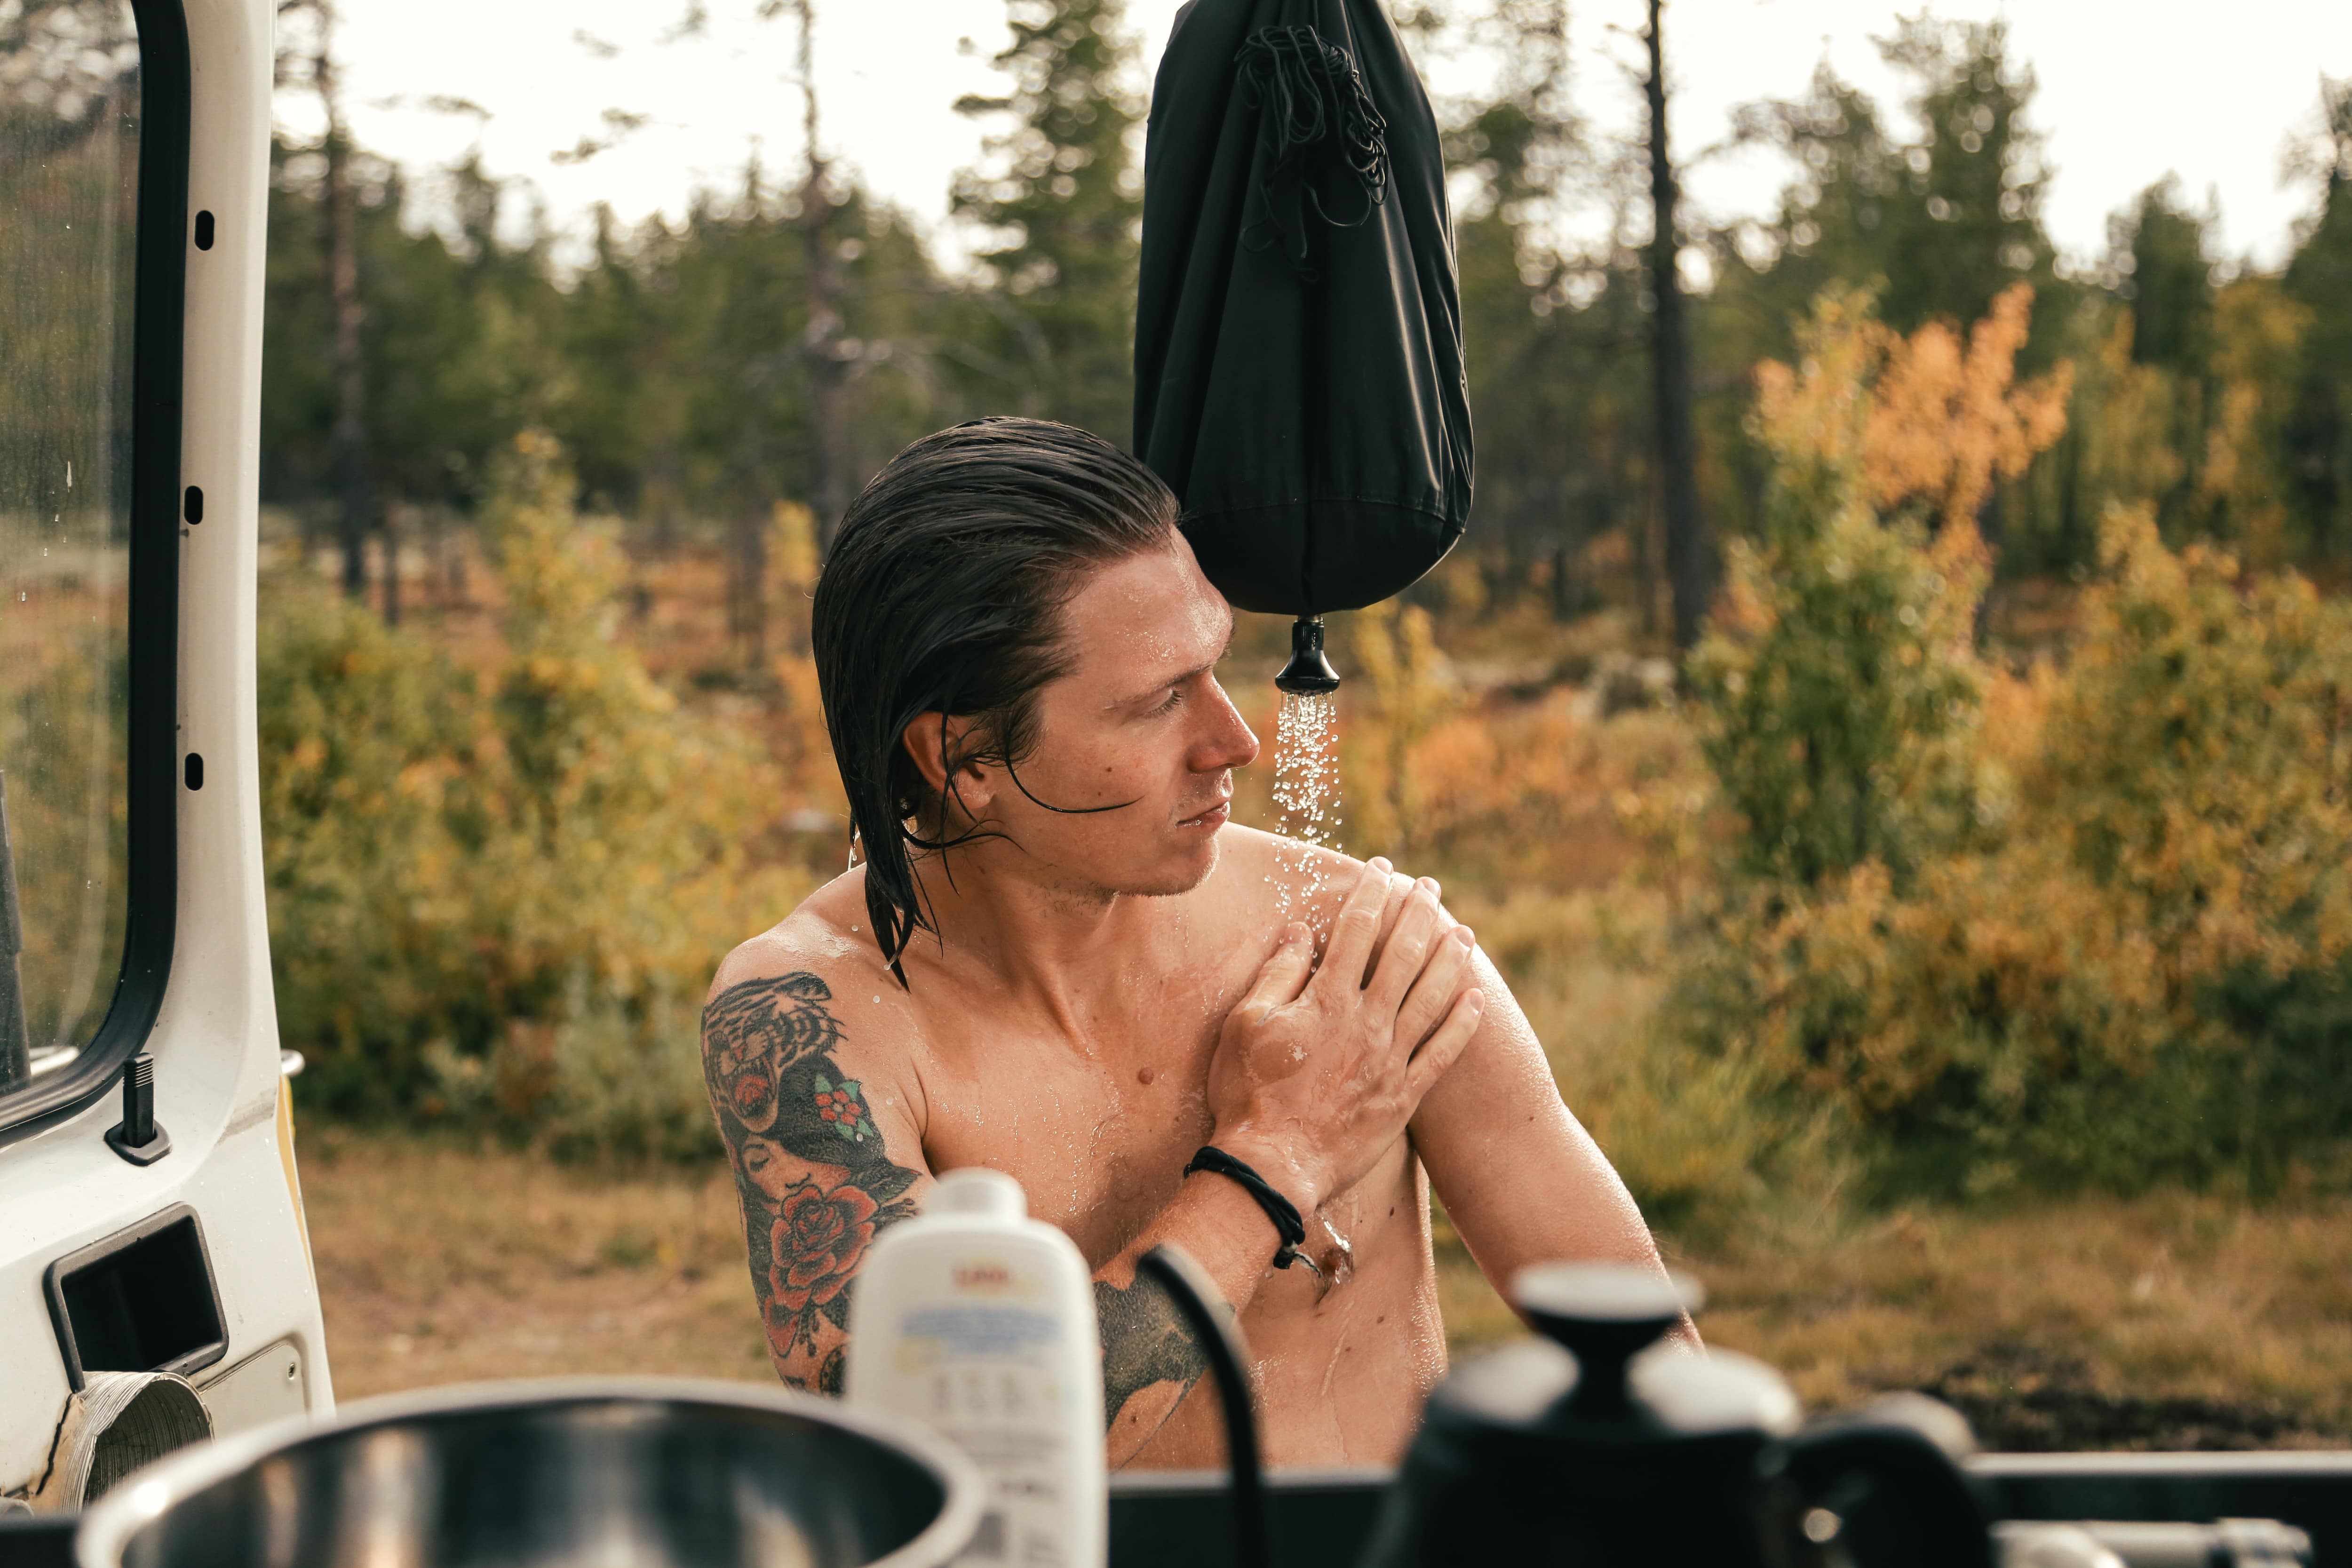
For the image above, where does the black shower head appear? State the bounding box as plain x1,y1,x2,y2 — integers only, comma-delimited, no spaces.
1274,617,1341,696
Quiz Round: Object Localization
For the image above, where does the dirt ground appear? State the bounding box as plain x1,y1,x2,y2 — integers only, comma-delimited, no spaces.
302,1130,1518,1403
302,1131,2352,1451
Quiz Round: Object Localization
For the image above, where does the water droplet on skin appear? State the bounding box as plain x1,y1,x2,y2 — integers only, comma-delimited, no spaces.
1317,1213,1356,1287
872,995,880,1003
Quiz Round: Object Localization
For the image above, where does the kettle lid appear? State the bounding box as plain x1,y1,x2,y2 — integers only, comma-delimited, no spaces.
1429,1263,1799,1443
1516,1262,1692,1420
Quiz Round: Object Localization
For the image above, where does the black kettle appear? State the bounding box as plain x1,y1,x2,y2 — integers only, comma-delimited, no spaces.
1356,1263,1996,1568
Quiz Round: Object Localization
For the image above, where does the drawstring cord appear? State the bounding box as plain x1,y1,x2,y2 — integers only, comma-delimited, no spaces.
1236,25,1390,279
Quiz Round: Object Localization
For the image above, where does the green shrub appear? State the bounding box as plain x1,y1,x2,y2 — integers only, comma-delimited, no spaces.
1675,502,2352,1195
262,432,811,1150
422,968,718,1163
1670,288,2352,1196
259,582,486,1107
1689,289,2004,892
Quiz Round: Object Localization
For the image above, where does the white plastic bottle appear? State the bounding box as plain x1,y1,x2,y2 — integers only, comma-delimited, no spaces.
846,1167,1106,1568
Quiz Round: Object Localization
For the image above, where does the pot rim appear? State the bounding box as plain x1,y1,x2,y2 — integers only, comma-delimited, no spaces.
74,1374,987,1568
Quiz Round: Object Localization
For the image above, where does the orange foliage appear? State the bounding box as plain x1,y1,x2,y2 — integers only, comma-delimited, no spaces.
1750,283,2071,538
1863,282,2073,530
1373,691,1706,898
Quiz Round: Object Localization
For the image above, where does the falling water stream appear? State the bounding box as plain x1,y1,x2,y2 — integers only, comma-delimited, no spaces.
1268,690,1343,917
1268,680,1362,1290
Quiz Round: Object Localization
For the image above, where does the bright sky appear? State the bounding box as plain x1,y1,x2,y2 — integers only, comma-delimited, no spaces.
308,0,2352,276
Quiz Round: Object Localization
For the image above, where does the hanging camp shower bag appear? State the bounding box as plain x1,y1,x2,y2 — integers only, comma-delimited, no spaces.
1135,0,1472,617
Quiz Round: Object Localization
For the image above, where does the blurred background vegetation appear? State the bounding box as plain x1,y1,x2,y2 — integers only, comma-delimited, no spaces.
256,0,2352,1441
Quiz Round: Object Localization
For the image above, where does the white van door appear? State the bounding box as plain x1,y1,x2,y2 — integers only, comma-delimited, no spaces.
0,0,330,1510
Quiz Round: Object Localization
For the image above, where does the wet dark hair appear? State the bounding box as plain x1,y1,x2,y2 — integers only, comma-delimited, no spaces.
812,418,1180,983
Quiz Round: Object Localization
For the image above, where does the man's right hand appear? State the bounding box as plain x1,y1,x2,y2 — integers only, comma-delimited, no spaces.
1203,858,1485,1217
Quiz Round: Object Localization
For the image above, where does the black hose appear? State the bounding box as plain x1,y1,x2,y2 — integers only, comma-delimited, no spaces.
1139,1243,1268,1568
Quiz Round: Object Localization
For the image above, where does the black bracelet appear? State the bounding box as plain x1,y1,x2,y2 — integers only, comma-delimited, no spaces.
1185,1146,1319,1275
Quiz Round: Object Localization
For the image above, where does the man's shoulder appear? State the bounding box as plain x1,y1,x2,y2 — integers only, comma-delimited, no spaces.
704,872,925,1079
1213,825,1373,932
1214,829,1457,985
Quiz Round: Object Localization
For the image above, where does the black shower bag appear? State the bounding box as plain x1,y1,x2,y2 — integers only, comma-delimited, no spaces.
1135,0,1472,617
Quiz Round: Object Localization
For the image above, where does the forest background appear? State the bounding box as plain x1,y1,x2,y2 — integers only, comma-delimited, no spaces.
252,0,2352,1444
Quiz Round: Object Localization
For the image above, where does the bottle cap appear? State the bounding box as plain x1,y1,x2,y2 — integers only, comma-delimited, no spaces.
927,1167,1027,1220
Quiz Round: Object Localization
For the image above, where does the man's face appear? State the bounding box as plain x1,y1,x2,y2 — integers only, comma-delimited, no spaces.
949,532,1258,900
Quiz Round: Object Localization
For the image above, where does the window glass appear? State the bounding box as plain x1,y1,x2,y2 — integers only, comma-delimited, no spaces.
0,0,139,1095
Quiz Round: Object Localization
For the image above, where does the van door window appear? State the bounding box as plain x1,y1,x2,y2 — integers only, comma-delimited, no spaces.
0,0,140,1095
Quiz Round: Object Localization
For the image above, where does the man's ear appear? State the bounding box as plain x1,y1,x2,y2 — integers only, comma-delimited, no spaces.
902,711,995,813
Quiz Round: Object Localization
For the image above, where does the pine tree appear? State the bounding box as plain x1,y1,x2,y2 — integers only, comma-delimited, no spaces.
2284,76,2352,556
1732,18,2057,346
1876,16,2055,337
2098,178,2218,540
952,0,1143,440
2120,177,2216,377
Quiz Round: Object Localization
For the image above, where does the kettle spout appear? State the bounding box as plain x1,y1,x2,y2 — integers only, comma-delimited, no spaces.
1274,617,1341,696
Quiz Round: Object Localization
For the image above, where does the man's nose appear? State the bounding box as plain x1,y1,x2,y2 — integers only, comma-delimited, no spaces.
1193,680,1260,772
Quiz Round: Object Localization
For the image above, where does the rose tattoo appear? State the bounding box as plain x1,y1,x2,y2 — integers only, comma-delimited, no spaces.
771,1178,881,1313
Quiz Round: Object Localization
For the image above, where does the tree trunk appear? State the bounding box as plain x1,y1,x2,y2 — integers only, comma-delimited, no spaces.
731,507,768,669
380,498,401,626
446,518,469,605
805,218,850,555
316,8,374,606
1643,0,1708,651
423,502,448,608
2057,421,2082,568
1972,480,2003,643
1636,493,1661,638
1550,539,1576,622
796,0,852,554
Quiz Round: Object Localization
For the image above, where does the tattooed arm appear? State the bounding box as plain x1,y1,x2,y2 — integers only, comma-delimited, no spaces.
701,966,930,1394
1085,1178,1300,1463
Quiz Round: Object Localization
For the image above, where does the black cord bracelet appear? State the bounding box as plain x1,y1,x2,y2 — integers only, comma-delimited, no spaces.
1185,1146,1319,1275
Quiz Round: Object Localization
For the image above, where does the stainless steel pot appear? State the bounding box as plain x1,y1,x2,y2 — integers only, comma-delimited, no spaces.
75,1377,984,1568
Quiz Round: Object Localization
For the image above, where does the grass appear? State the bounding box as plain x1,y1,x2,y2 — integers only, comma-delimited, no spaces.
302,1129,769,1399
301,1126,1524,1403
1689,1194,2352,1449
302,1128,2352,1449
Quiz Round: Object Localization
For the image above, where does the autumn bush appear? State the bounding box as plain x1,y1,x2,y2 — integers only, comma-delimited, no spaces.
263,432,811,1152
1666,289,2352,1200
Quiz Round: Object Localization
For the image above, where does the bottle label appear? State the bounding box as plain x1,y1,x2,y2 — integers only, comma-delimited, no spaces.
887,1256,1080,1566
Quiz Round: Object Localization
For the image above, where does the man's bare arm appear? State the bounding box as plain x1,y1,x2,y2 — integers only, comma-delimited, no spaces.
1087,1175,1296,1461
703,970,930,1393
1091,862,1485,1458
1407,947,1697,1345
1278,857,1677,1326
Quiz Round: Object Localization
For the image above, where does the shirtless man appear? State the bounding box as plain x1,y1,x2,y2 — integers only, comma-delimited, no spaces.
701,418,1680,1471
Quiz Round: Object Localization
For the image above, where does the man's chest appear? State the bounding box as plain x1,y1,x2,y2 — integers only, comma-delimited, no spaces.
908,995,1237,1265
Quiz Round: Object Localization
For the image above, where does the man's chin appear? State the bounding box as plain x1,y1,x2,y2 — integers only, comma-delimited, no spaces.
1129,828,1222,899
